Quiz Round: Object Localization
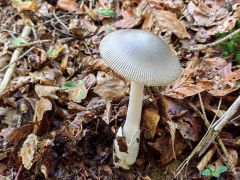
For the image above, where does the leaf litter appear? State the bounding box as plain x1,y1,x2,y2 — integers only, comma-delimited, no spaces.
0,0,240,179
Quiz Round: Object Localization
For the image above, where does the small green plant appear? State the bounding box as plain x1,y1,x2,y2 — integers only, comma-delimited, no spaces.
12,37,27,46
97,8,116,17
201,165,228,178
216,19,240,64
60,80,77,90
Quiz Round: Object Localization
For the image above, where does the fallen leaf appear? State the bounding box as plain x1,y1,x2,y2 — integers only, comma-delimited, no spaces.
102,102,112,124
164,68,206,99
12,0,38,12
0,124,33,143
162,97,203,141
20,134,39,170
33,97,52,134
186,1,240,41
94,77,128,102
142,12,154,31
29,66,64,86
47,42,65,60
188,1,228,27
81,56,111,73
113,8,142,29
35,84,60,99
153,10,190,39
142,108,160,139
57,0,78,11
149,0,184,13
148,133,187,165
61,80,88,103
84,4,97,20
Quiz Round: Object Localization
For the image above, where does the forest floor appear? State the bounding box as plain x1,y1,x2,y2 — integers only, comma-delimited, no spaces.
0,0,240,179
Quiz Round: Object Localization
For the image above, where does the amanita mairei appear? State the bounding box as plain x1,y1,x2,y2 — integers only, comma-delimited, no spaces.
99,29,181,169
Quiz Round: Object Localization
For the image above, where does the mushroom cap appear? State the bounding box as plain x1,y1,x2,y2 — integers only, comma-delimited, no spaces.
99,29,181,86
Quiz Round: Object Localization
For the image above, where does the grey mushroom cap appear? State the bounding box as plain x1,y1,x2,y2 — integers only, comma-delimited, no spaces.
99,29,181,86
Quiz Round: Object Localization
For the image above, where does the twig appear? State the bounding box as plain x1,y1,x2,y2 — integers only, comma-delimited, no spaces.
53,9,69,31
198,93,209,126
213,97,222,122
212,95,240,131
187,28,240,52
192,95,235,172
0,37,74,51
0,47,34,73
176,96,240,176
1,78,37,98
0,25,32,95
14,165,23,180
0,39,51,51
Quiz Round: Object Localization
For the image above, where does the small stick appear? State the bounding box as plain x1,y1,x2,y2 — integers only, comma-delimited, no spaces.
191,95,235,172
187,28,240,52
14,165,24,180
198,93,209,126
0,47,34,73
213,97,222,122
176,96,240,176
0,39,51,51
0,37,74,51
0,25,32,95
53,9,69,31
212,95,240,131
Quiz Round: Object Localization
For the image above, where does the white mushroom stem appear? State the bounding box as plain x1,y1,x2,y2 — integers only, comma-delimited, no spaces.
113,81,144,169
123,81,144,136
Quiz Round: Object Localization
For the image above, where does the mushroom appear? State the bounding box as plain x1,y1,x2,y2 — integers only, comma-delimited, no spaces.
99,29,181,169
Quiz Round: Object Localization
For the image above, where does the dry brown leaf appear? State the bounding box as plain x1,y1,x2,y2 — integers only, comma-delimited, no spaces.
69,19,84,37
142,12,154,31
20,134,39,170
147,133,187,165
57,0,78,12
142,108,160,139
33,97,52,134
222,69,240,83
84,4,97,20
41,164,48,179
186,1,240,41
81,56,111,73
60,116,83,140
153,10,190,39
113,8,142,29
102,102,112,125
165,82,206,99
161,97,203,141
208,87,240,97
116,136,128,153
164,68,206,99
188,1,228,27
0,124,33,143
35,84,60,99
29,66,64,86
12,0,38,12
149,0,184,13
94,77,128,102
165,58,240,98
2,108,21,127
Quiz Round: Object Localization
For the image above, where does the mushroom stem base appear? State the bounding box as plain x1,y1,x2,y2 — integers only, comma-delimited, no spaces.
113,126,140,169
